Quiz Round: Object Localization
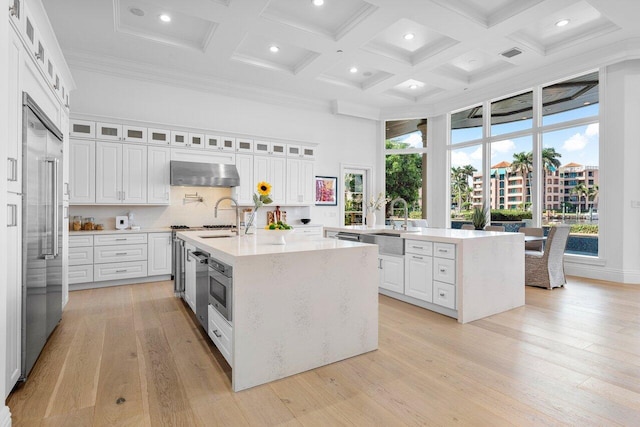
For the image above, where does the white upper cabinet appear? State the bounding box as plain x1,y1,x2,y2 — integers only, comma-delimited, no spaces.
69,139,96,204
148,128,171,145
233,154,254,205
286,159,314,205
206,135,236,152
254,140,286,157
7,30,22,194
189,132,205,149
97,122,123,141
123,125,148,143
286,144,316,159
95,142,147,204
147,146,170,205
254,155,286,205
171,130,188,147
69,119,95,139
236,138,254,153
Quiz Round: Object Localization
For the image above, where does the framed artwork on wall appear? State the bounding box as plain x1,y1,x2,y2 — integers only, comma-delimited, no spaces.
315,176,337,206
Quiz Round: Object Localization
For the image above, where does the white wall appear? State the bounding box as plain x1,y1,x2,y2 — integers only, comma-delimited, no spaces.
68,68,379,227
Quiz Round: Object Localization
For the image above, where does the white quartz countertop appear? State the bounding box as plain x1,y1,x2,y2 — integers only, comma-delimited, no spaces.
70,227,171,235
177,230,373,265
324,225,523,244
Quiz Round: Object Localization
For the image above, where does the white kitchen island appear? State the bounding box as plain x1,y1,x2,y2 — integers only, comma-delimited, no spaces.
177,230,379,392
324,226,525,324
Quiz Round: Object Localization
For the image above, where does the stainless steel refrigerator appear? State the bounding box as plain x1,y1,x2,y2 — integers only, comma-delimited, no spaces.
21,93,64,379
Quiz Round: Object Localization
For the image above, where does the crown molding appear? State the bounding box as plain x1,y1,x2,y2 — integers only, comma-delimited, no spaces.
64,48,332,114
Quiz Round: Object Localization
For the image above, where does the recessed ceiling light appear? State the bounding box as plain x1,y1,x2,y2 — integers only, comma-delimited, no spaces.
159,14,171,22
130,7,144,17
555,19,570,27
409,84,418,90
403,33,415,41
349,67,358,73
312,0,324,6
269,45,280,53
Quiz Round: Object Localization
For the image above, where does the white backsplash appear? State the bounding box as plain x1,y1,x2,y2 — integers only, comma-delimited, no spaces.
69,186,313,230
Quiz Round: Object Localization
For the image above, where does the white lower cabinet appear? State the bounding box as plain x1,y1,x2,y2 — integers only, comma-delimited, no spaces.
405,253,434,302
184,242,196,312
208,304,233,366
69,232,170,286
403,239,457,310
147,232,172,276
378,254,404,293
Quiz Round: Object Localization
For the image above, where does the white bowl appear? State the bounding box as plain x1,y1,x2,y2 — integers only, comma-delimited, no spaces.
261,229,294,245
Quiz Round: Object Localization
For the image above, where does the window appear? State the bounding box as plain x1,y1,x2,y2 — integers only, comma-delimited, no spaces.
447,71,599,256
385,119,427,221
343,171,366,226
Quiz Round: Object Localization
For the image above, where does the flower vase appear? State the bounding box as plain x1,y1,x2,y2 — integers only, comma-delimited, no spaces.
244,210,257,235
366,212,376,228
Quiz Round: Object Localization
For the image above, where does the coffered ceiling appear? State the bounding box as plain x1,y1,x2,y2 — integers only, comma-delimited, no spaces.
42,0,640,117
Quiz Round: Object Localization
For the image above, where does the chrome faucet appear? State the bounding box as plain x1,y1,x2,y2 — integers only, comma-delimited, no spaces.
214,196,240,236
390,198,408,230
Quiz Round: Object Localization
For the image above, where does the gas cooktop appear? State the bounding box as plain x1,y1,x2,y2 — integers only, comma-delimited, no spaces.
170,225,235,230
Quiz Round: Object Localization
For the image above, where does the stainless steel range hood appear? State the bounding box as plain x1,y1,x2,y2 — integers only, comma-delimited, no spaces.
170,161,240,187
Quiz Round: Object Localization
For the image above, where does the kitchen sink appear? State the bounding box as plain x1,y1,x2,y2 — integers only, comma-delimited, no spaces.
361,233,404,256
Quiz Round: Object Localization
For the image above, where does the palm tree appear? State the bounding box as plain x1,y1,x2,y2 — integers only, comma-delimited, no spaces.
542,147,562,173
570,183,589,218
511,152,533,209
587,184,599,220
450,165,476,213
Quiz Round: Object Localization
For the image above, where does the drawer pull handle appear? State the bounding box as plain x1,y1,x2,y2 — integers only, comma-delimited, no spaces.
439,267,447,272
115,238,127,241
115,269,127,273
439,291,446,297
411,246,423,249
213,330,222,338
115,252,127,256
412,255,423,260
438,248,448,253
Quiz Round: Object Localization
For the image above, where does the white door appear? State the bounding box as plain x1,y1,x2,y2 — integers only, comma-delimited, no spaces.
148,233,172,276
148,146,170,204
69,139,96,204
379,254,404,293
95,141,122,203
6,193,22,396
234,153,254,205
122,144,147,204
343,168,368,226
405,254,433,302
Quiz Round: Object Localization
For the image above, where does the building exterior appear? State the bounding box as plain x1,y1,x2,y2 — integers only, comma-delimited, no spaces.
471,162,599,212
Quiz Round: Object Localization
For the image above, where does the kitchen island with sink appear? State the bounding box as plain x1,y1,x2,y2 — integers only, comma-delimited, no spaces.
176,230,379,392
324,226,525,324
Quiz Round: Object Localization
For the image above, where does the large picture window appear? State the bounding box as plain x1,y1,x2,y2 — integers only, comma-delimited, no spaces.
448,71,600,257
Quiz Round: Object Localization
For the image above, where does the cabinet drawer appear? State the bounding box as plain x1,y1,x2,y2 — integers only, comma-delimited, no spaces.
405,240,433,256
433,242,455,259
433,281,456,310
94,261,147,282
69,265,94,284
433,257,456,284
69,246,94,266
94,233,147,246
94,244,147,263
208,304,233,366
69,234,94,247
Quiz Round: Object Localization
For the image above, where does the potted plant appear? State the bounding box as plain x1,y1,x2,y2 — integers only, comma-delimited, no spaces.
471,206,488,230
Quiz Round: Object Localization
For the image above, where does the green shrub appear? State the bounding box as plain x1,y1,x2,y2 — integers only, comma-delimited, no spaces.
570,224,598,234
490,209,532,221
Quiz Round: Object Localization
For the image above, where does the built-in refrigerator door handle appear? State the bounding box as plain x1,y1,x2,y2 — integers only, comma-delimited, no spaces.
42,158,59,259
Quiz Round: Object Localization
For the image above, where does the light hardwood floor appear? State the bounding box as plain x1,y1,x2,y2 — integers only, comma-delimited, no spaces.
7,277,640,426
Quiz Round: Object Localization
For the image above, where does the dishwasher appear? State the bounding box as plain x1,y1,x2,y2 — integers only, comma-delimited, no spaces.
188,249,210,330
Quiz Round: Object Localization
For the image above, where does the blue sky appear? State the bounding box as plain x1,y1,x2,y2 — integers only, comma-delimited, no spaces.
386,104,600,172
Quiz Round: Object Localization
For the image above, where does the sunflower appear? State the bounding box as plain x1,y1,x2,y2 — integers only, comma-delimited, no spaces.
257,181,272,196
